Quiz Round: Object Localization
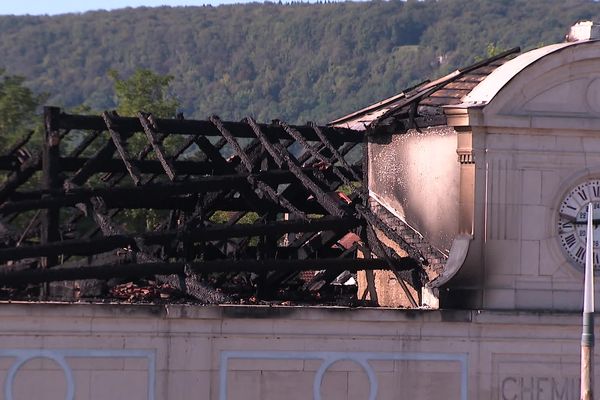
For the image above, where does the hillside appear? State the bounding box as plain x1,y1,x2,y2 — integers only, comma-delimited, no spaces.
0,0,598,124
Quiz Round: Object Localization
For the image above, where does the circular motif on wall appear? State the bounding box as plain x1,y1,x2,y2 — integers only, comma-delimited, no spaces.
557,179,600,270
585,78,600,114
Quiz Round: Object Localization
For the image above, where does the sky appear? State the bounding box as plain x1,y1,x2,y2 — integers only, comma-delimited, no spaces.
0,0,260,16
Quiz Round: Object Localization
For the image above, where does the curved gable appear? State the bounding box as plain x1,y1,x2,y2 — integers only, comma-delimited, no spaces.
462,40,600,131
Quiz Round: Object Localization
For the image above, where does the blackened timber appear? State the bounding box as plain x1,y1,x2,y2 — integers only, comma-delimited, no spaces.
209,115,255,171
303,243,359,291
0,170,315,214
191,134,263,206
89,197,226,303
278,120,330,166
310,122,361,182
138,112,176,180
247,118,283,168
0,217,360,262
0,235,135,262
6,131,34,157
1,195,204,213
356,203,425,264
64,158,231,175
145,216,360,245
68,130,101,158
0,157,273,176
0,155,19,170
265,225,353,287
0,258,392,286
69,141,116,186
247,117,346,218
210,116,306,219
0,154,40,203
42,106,62,269
57,111,363,143
138,121,168,159
103,112,142,186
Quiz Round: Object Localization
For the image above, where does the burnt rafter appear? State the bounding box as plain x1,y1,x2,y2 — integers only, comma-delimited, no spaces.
0,107,430,306
57,111,362,143
138,112,177,180
0,216,361,262
210,115,307,219
0,258,394,286
246,117,347,218
103,111,143,186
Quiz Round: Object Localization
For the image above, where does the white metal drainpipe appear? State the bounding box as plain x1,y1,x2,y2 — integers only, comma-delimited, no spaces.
581,201,595,400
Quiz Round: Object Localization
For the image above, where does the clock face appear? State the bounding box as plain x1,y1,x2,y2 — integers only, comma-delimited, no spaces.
557,179,600,268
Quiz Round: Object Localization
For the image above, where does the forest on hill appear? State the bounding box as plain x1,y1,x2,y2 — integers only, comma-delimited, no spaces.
0,0,599,124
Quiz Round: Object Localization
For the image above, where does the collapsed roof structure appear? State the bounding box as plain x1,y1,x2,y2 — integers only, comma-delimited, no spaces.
0,47,521,307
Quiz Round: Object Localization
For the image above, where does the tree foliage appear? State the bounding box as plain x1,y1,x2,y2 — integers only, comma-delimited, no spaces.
108,68,179,118
0,69,46,150
0,0,597,124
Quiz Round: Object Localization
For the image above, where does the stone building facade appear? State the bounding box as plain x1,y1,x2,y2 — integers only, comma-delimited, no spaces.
2,24,600,400
335,28,600,311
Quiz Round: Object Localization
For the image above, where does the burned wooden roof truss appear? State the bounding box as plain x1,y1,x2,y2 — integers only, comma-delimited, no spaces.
0,107,428,305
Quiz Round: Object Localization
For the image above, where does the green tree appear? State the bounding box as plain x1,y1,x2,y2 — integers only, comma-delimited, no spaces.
0,69,46,150
108,68,181,232
108,68,179,117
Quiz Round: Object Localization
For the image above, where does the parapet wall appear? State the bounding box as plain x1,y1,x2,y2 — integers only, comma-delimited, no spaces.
0,303,592,399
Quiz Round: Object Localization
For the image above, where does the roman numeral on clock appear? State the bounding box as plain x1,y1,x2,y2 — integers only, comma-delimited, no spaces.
564,233,576,248
575,246,586,261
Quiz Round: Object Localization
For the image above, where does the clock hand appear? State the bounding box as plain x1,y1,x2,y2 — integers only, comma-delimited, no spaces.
573,219,600,225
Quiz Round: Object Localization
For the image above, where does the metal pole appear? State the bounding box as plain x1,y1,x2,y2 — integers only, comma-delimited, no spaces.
582,202,595,400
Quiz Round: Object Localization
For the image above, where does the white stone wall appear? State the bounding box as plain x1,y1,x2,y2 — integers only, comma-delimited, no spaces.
446,41,600,311
0,303,594,400
477,129,599,310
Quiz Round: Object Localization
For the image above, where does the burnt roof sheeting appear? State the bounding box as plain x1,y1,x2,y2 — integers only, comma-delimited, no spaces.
330,47,520,131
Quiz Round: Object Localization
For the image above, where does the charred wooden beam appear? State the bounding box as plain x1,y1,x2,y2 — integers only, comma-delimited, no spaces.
0,154,40,203
0,216,360,262
0,193,190,215
1,169,318,211
209,115,255,171
0,155,20,170
138,112,176,180
6,131,34,157
247,118,283,168
277,120,330,166
247,117,346,218
210,115,307,219
303,243,359,291
0,258,393,286
356,203,425,265
56,111,362,143
146,216,360,245
68,130,102,158
0,156,312,176
68,141,116,187
90,196,226,303
310,122,361,182
264,221,358,287
103,111,142,186
69,158,235,175
192,133,263,207
42,106,62,269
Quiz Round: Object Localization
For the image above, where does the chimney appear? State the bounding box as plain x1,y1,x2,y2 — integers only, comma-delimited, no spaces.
566,21,600,42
